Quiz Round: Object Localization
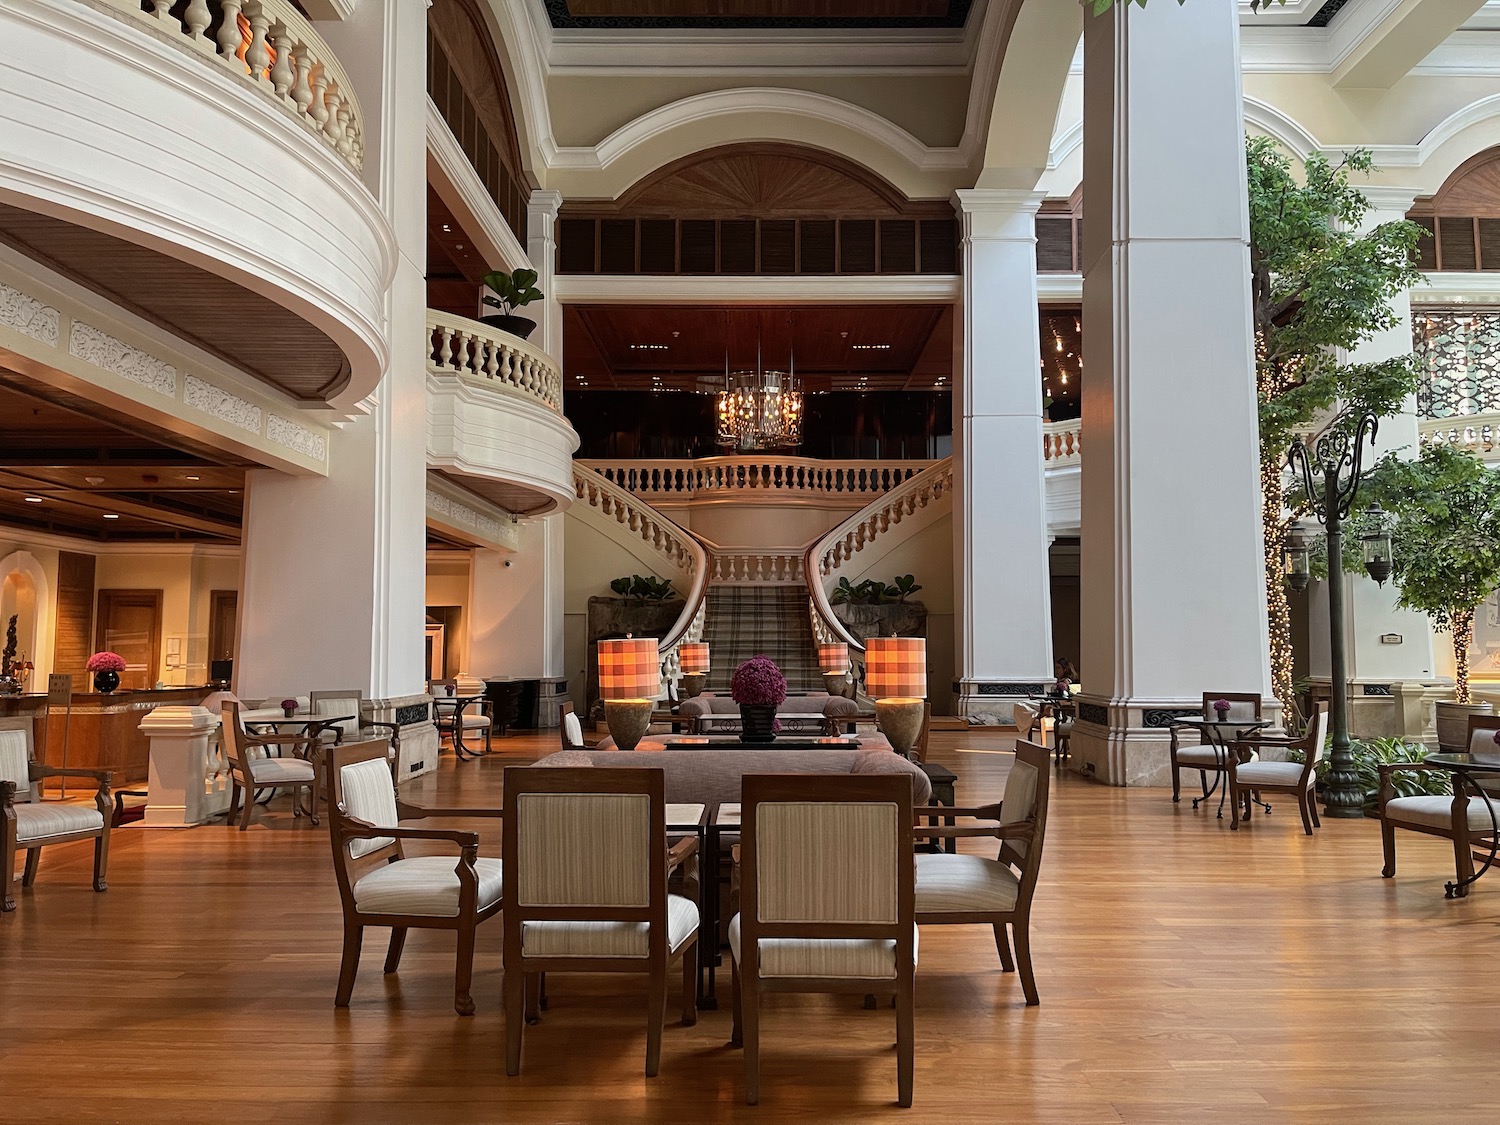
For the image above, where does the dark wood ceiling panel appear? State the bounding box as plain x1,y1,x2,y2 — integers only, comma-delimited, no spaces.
433,470,558,517
0,203,349,402
546,0,971,29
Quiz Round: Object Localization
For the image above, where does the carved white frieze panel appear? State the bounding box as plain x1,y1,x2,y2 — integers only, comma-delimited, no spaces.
68,321,177,396
184,375,263,433
0,282,59,346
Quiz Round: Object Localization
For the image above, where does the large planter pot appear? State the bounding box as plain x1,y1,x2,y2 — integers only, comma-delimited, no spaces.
92,670,119,694
739,703,777,743
480,313,537,341
1436,699,1493,753
832,601,927,647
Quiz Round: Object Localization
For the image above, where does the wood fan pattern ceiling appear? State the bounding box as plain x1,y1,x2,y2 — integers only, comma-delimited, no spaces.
563,304,952,392
0,203,350,402
545,0,973,29
623,149,904,218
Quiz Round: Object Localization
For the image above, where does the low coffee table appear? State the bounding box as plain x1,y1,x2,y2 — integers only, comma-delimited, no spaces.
659,735,862,751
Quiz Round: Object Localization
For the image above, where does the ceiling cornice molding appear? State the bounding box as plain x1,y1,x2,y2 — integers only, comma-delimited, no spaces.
0,523,241,556
553,273,961,304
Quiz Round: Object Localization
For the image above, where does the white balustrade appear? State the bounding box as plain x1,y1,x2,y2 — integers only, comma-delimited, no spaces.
428,310,563,413
1042,419,1081,467
1419,412,1500,461
97,0,364,172
576,457,933,502
706,550,805,586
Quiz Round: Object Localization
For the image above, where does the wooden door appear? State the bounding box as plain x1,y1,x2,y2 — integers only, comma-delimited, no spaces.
94,590,163,691
208,590,238,664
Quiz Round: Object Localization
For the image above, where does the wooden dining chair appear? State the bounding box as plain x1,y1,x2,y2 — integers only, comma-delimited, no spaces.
730,773,916,1107
1169,692,1263,803
913,740,1051,1006
502,765,699,1077
557,701,598,750
309,690,401,756
221,701,319,831
2,717,112,913
1226,706,1329,834
326,740,503,1014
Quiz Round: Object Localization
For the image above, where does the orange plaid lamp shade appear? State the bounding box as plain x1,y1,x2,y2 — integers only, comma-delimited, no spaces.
865,637,927,699
818,643,849,673
679,642,711,675
598,637,661,701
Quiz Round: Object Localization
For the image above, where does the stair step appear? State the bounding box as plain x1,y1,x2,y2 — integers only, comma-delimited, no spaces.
701,585,821,692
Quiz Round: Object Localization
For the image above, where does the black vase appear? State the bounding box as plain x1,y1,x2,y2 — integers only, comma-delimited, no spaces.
93,670,120,694
740,703,777,743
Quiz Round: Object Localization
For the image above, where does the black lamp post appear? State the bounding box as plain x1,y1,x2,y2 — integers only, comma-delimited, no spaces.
1285,414,1389,819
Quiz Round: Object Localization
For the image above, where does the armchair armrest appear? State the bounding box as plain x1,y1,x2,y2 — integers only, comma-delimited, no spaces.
30,764,112,787
666,834,698,874
244,731,317,749
338,815,479,849
914,804,1002,819
395,799,502,820
1376,759,1446,809
1,779,15,807
361,719,401,738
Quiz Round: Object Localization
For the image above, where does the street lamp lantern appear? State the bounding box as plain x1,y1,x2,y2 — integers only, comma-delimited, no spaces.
1361,502,1394,586
1283,520,1311,593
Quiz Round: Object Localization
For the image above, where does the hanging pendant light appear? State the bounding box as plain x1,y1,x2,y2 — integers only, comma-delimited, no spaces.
715,312,804,450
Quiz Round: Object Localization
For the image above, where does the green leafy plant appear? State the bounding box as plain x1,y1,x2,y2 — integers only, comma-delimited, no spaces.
1288,736,1450,811
890,575,923,603
830,576,922,606
481,268,544,316
610,574,675,602
609,577,633,598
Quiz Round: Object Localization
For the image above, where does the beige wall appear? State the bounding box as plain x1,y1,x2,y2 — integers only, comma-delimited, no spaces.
93,548,239,687
0,537,60,687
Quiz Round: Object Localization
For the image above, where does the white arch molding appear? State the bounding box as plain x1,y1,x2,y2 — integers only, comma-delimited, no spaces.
0,550,52,688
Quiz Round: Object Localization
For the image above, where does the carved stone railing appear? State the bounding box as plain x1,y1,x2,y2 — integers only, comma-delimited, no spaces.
427,310,563,413
803,457,955,654
1043,419,1081,467
97,0,364,172
705,547,806,586
576,457,933,503
1419,412,1500,460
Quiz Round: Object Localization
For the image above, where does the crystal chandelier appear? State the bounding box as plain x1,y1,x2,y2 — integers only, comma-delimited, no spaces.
714,319,804,450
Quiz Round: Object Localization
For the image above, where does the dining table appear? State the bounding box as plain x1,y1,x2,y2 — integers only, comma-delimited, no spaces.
431,694,489,760
1169,715,1273,819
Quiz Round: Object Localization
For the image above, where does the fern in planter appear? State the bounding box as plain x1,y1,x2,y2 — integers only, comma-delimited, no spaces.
609,575,675,602
1288,737,1450,812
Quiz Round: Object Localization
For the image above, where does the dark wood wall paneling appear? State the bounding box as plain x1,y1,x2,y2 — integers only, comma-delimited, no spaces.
1407,147,1500,271
53,551,95,678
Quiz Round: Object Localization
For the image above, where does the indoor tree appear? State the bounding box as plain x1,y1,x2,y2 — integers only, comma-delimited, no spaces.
1247,137,1426,717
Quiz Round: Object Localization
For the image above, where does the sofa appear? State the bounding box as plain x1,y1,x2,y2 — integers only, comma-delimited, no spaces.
678,691,860,735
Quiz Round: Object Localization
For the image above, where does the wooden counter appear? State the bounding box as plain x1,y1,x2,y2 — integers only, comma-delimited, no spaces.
0,688,212,789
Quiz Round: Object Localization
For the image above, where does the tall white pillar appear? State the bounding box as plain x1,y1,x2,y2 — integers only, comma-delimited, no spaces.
236,0,436,770
1074,2,1272,784
527,190,564,368
951,189,1055,721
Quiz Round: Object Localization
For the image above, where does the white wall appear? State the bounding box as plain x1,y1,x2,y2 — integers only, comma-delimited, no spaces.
93,548,238,687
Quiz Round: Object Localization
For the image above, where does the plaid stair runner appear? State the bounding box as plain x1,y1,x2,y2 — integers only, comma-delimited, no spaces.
702,585,822,693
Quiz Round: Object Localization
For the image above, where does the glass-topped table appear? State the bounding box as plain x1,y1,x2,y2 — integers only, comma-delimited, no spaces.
1423,753,1500,899
1170,716,1273,819
659,735,862,751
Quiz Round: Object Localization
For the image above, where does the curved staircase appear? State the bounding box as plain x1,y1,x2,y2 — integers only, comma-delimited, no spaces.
701,585,822,693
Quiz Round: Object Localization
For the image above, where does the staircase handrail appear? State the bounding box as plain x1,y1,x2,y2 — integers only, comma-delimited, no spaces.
803,456,956,655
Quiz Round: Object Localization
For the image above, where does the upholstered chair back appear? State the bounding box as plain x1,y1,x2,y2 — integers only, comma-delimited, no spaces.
514,790,652,909
1001,742,1053,909
1304,706,1329,767
311,690,364,741
1466,713,1500,756
325,741,407,893
0,720,37,803
559,702,585,750
999,752,1041,863
219,701,254,772
1201,693,1263,724
338,756,400,859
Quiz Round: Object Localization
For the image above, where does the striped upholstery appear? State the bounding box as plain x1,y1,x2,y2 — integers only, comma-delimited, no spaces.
314,695,362,741
341,758,399,859
562,711,584,748
515,792,650,907
0,728,32,793
1386,795,1500,831
522,893,698,958
999,760,1039,861
1233,761,1306,786
1176,746,1228,766
248,756,315,785
729,914,918,979
914,853,1020,913
755,802,899,924
14,802,104,843
353,856,503,917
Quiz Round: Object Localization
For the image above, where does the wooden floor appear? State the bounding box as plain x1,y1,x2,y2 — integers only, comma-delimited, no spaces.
5,730,1500,1123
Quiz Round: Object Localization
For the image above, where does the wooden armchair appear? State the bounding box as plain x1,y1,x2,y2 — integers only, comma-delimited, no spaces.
430,679,493,755
326,740,503,1014
730,773,916,1107
1226,706,1328,834
2,717,112,913
557,701,597,750
1379,713,1500,896
1169,692,1263,804
221,701,319,831
913,740,1051,1006
502,765,699,1077
308,689,401,759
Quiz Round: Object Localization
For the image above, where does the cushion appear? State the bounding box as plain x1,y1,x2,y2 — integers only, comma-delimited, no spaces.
1386,795,1500,831
14,802,104,843
1176,746,1226,766
729,913,917,979
914,853,1020,913
340,758,399,859
459,714,491,729
1233,761,1307,787
822,696,860,719
248,756,316,785
522,893,698,957
562,711,584,748
352,856,503,917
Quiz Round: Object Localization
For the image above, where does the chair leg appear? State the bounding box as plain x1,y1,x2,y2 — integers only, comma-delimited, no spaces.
742,971,761,1105
22,846,40,887
730,957,743,1047
454,920,477,1016
239,786,257,831
504,961,525,1076
335,923,363,1007
1453,829,1476,897
993,922,1014,972
1013,919,1039,1007
227,778,240,824
1298,790,1315,836
384,927,407,973
1228,781,1241,830
645,958,667,1077
1309,790,1321,828
92,825,109,892
538,972,548,1011
1381,820,1397,878
306,779,319,827
1171,758,1181,803
1,832,15,912
680,940,698,1027
524,973,541,1025
896,969,915,1108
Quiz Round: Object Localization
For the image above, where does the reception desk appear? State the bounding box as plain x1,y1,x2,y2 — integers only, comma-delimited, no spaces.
0,687,212,789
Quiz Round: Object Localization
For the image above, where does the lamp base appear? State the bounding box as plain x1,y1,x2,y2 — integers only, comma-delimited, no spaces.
603,700,654,752
681,673,707,699
876,698,926,757
822,672,851,698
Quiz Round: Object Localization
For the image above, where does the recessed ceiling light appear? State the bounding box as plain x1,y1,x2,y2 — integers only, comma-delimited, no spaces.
442,224,451,232
183,474,200,481
850,344,890,351
102,513,120,520
24,496,43,503
630,344,669,351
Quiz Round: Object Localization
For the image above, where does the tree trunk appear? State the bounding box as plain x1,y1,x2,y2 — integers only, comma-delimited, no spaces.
1453,609,1474,705
1262,454,1297,720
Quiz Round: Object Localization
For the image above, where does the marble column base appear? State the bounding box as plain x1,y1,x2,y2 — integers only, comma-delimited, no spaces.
956,680,1049,727
1068,695,1283,786
370,694,440,783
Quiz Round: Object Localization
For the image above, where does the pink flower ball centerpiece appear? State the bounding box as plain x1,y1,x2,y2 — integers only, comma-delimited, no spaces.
731,655,787,743
1212,698,1232,721
86,651,127,694
280,698,299,718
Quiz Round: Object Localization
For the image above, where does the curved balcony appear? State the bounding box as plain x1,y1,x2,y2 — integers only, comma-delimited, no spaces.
426,310,578,516
0,0,393,411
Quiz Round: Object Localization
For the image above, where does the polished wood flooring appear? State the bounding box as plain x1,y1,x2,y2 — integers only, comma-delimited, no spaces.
5,730,1500,1123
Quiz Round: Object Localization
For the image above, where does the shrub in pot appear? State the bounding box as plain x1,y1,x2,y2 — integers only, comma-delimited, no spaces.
480,268,543,340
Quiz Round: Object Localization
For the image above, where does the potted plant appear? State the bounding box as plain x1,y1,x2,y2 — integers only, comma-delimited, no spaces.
281,697,299,718
86,651,127,694
480,268,544,341
730,655,787,744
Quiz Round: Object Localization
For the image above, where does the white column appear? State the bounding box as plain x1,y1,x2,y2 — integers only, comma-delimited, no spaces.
236,1,436,772
1074,2,1272,784
139,706,225,827
951,189,1054,721
527,189,564,368
467,514,566,680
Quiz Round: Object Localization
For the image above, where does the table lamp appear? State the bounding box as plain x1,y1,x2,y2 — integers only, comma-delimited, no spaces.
866,636,927,756
819,642,851,697
678,642,710,699
598,635,660,751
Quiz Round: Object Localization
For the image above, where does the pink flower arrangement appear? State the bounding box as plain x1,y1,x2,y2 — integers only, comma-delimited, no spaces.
280,698,299,712
1212,698,1232,717
85,651,126,673
731,655,788,707
1492,729,1500,747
